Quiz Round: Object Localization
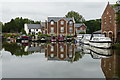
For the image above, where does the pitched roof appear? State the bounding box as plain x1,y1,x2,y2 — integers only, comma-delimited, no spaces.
27,24,41,29
48,17,74,22
75,23,86,28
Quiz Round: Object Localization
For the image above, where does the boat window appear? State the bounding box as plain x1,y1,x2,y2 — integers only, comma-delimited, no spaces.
93,38,99,40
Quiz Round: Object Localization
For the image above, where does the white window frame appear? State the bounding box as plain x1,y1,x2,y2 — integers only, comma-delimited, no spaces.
61,27,64,33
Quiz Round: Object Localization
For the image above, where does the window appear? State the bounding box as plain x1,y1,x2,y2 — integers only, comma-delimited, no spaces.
80,28,83,30
109,16,112,23
29,29,31,32
51,46,54,52
60,46,64,52
61,21,64,25
61,27,64,33
60,54,64,58
69,27,73,32
50,54,54,58
105,22,106,24
51,21,54,25
31,29,34,32
32,32,35,34
51,27,54,33
69,21,73,26
36,29,38,31
107,11,109,15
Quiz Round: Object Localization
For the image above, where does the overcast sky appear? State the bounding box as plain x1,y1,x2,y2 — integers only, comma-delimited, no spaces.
0,0,118,23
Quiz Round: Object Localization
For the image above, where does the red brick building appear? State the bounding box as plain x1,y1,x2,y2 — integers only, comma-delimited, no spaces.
46,17,75,36
45,43,75,61
101,2,120,42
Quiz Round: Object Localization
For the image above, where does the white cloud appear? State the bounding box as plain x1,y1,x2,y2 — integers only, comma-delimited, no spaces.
1,0,117,23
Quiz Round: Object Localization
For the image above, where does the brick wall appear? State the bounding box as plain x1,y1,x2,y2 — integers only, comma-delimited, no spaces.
102,3,116,42
47,19,75,36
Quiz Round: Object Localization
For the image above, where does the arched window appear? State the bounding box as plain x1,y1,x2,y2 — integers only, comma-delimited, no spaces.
69,21,73,26
109,32,113,39
51,21,54,25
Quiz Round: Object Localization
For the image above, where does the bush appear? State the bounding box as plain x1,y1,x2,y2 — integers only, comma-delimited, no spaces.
3,33,20,39
79,32,86,34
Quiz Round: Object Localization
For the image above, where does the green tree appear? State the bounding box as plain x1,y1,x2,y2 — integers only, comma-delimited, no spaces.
0,22,2,33
84,19,101,34
21,28,26,34
114,3,120,24
2,17,41,33
65,11,85,23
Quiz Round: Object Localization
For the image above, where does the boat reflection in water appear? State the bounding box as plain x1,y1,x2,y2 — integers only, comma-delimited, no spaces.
101,49,120,79
89,47,112,59
2,41,120,79
3,41,113,61
81,44,112,59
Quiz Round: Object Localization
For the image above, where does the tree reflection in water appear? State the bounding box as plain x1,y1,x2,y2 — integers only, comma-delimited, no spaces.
2,42,33,57
2,42,85,62
2,41,120,79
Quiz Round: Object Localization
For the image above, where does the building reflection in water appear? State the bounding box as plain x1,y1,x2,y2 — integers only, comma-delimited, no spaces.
24,42,46,53
45,42,75,61
2,41,120,79
24,42,84,62
101,49,120,79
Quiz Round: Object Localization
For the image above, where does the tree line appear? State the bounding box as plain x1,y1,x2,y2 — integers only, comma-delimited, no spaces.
2,17,41,33
1,11,101,34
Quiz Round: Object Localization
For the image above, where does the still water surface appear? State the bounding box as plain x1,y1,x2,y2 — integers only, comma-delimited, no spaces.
1,42,120,78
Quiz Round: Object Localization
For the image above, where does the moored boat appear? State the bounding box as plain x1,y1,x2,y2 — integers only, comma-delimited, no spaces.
21,35,30,43
76,34,84,43
89,35,112,49
80,34,91,45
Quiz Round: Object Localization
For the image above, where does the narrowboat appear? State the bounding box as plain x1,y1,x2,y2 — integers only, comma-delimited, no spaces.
89,34,112,49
